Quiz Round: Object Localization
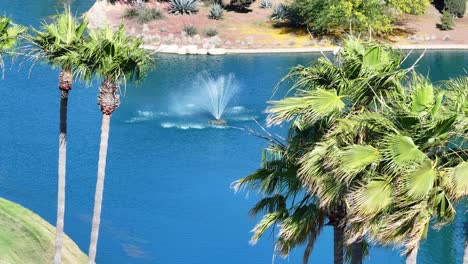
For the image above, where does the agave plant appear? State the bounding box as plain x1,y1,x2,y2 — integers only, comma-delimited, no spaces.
271,4,288,20
169,0,199,15
209,3,224,20
260,0,272,9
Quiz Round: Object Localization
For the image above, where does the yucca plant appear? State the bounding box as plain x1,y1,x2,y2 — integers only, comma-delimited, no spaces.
209,3,224,20
260,0,272,9
271,4,288,20
169,0,199,15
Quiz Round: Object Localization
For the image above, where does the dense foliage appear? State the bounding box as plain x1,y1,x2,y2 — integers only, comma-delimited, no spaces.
287,0,393,36
237,38,468,263
124,7,163,23
229,0,256,10
445,0,467,17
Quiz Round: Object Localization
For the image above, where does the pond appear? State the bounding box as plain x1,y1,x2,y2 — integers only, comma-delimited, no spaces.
0,1,467,263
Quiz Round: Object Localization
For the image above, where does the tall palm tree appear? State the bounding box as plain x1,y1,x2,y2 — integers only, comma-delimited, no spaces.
76,25,153,264
265,37,406,264
27,9,88,264
0,17,26,77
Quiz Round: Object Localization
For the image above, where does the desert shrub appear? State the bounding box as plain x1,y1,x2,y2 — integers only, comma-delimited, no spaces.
440,10,455,29
169,0,199,15
229,0,255,9
124,7,164,23
183,25,198,36
386,0,430,15
209,4,224,19
271,4,288,20
260,0,272,8
124,8,139,19
445,0,466,17
287,0,393,36
204,28,219,37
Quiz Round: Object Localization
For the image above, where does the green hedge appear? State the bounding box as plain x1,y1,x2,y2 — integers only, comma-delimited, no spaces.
445,0,466,17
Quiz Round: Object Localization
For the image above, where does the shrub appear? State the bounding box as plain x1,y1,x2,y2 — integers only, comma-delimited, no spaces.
287,0,393,36
440,10,455,30
260,0,272,8
124,7,164,23
271,4,288,20
209,3,224,19
124,8,139,19
445,0,466,17
386,0,430,15
169,0,199,15
137,8,164,23
183,25,198,36
229,0,255,9
204,28,218,37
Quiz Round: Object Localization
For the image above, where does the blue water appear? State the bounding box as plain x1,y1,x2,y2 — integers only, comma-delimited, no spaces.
0,1,467,263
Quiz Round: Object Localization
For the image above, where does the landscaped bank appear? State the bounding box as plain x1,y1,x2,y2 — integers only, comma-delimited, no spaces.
0,198,86,264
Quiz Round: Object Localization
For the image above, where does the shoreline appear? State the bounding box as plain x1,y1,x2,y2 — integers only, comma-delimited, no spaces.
144,44,468,55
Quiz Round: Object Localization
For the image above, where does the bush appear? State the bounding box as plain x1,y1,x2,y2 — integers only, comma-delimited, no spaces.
386,0,430,15
260,0,272,8
445,0,466,17
271,4,288,20
183,25,198,36
169,0,199,15
229,0,255,9
440,10,455,30
124,8,164,23
204,28,219,37
209,4,224,19
287,0,393,36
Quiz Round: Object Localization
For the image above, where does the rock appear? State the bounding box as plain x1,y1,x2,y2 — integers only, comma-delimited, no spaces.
186,45,198,54
197,48,208,55
177,46,188,55
424,35,431,41
208,48,226,55
157,44,178,53
193,34,201,42
142,24,149,32
224,41,232,46
174,37,181,44
431,35,437,41
443,35,451,41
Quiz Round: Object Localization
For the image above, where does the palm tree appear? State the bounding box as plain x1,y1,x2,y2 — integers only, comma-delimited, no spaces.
343,75,467,264
0,17,26,77
26,8,88,264
265,37,406,264
76,25,153,264
233,135,326,264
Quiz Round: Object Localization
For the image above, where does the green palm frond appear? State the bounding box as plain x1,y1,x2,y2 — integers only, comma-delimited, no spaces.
249,194,287,217
349,177,393,218
0,16,27,75
409,75,435,114
335,145,381,178
267,88,345,126
444,77,468,116
250,210,288,245
382,134,426,174
448,162,468,199
403,159,436,199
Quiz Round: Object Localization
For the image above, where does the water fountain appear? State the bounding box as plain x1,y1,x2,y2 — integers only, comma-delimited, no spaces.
199,72,238,125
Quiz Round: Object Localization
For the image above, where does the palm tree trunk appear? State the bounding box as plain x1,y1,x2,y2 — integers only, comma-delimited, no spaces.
350,240,363,264
88,80,120,264
54,69,72,264
334,224,345,264
405,243,419,264
303,229,315,264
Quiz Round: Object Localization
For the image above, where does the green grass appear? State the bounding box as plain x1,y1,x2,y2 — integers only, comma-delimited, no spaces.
0,198,87,264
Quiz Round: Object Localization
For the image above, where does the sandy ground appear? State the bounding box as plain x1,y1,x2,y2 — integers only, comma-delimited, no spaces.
86,1,468,52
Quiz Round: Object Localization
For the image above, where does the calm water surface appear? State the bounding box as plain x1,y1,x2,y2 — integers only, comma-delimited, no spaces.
0,1,467,263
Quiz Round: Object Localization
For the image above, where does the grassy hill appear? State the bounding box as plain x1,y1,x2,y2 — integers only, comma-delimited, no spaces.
0,198,87,264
